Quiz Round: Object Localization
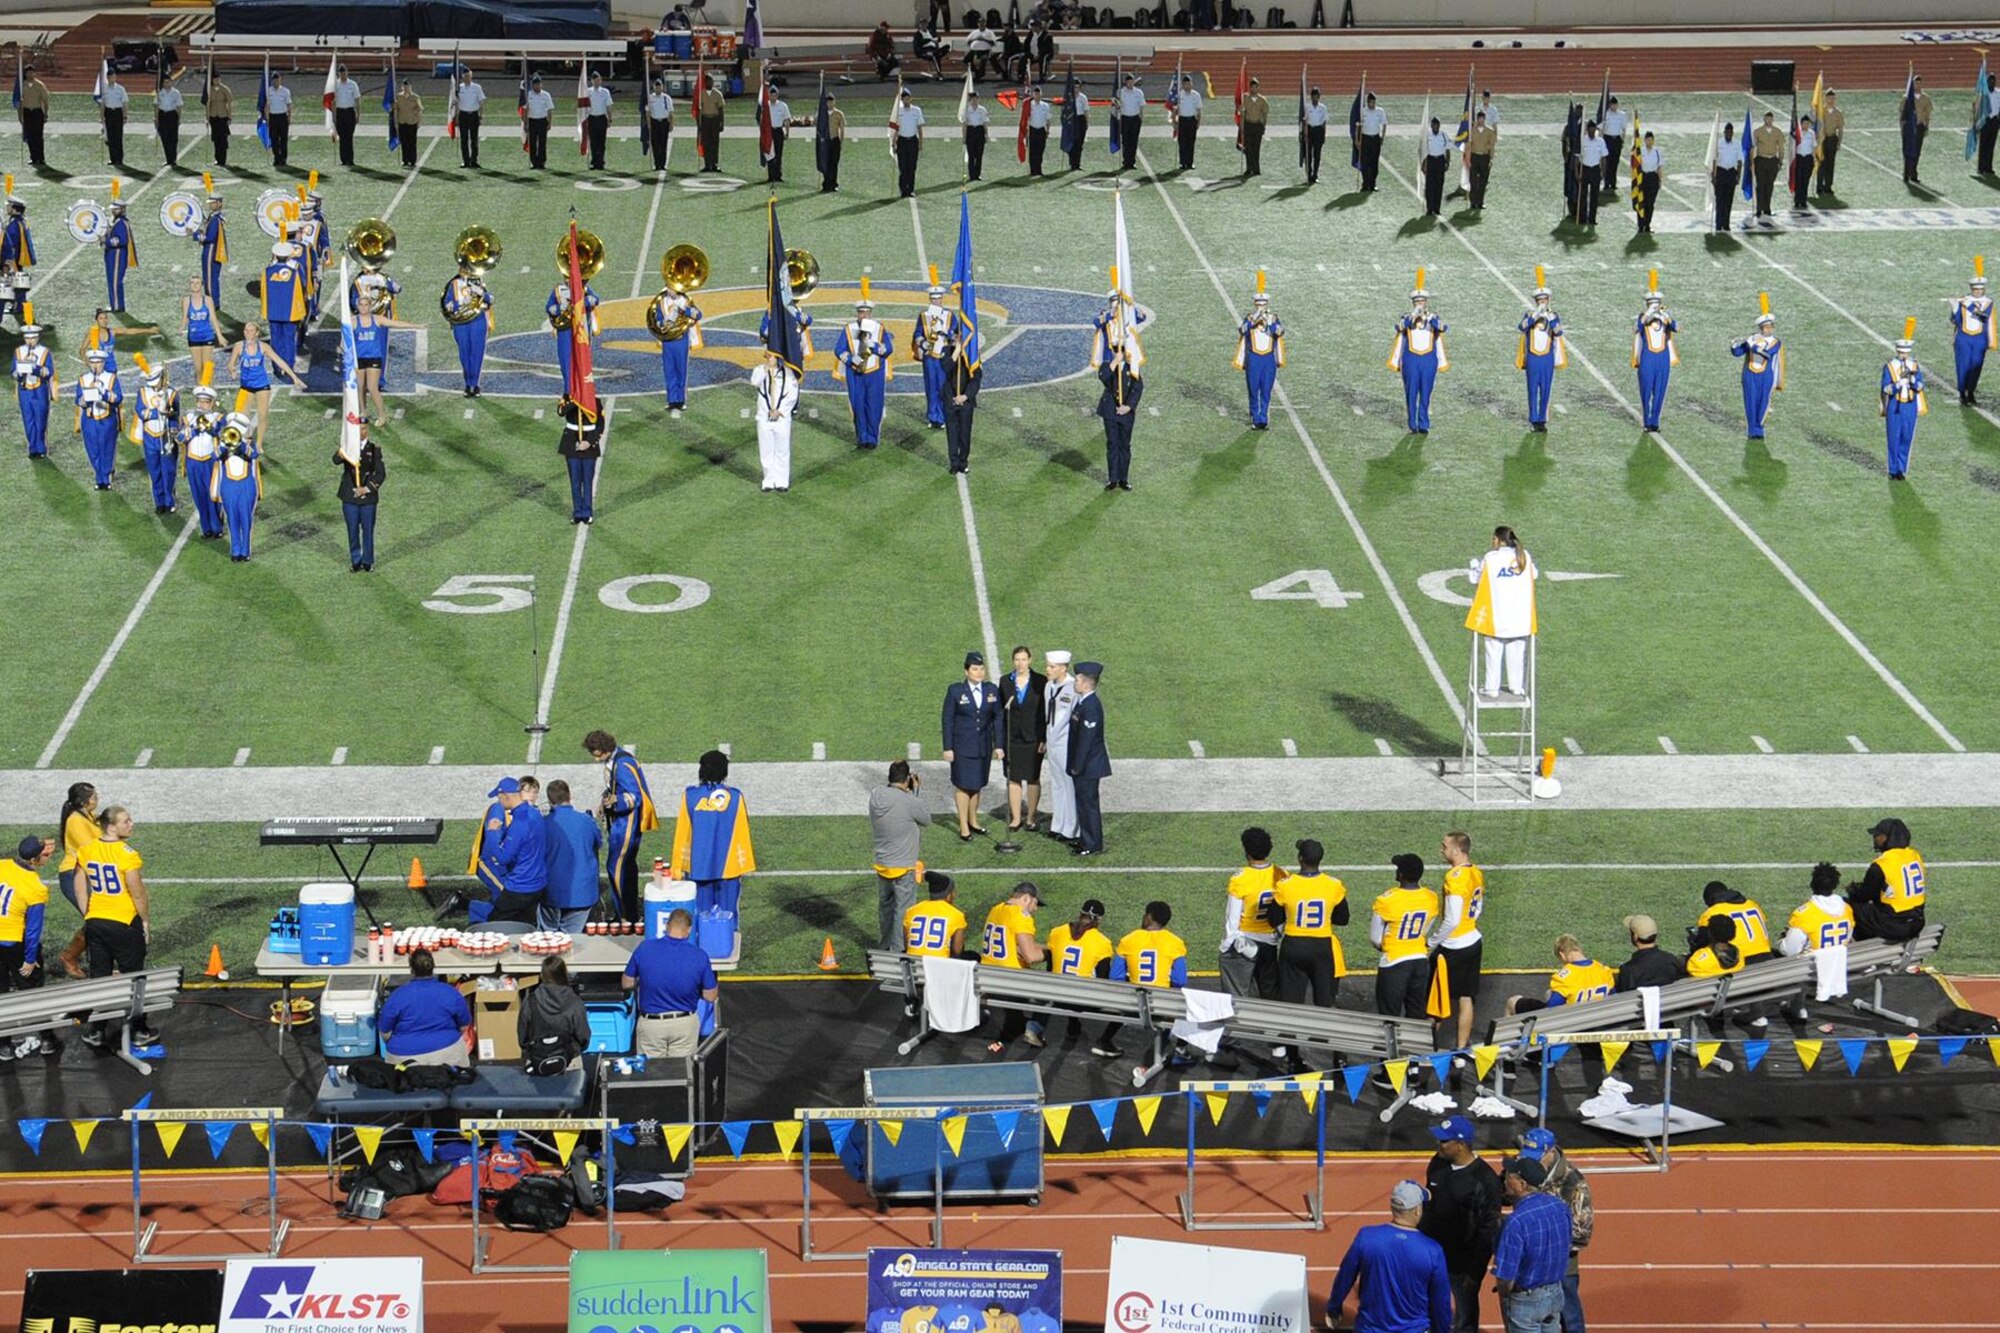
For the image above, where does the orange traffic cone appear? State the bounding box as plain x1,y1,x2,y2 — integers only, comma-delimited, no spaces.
817,936,840,971
407,857,428,889
205,944,229,982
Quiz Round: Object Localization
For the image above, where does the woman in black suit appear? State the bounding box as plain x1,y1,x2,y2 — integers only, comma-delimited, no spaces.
335,426,386,571
941,651,1003,841
1000,645,1047,833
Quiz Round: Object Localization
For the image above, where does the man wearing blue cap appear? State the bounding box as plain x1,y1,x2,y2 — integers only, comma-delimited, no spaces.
1327,1179,1452,1333
1420,1117,1500,1333
1065,662,1111,857
485,777,549,927
1516,1127,1593,1333
1494,1157,1571,1333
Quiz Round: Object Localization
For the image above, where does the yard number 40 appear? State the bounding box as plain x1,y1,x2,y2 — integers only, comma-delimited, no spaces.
423,574,712,615
1249,569,1364,610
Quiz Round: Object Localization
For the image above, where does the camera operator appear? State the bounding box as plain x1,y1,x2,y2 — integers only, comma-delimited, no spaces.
869,760,933,949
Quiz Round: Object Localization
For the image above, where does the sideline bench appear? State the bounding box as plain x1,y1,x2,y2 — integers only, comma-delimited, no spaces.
0,966,183,1076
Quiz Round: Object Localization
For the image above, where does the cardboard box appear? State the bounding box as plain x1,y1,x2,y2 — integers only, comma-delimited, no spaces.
470,983,522,1063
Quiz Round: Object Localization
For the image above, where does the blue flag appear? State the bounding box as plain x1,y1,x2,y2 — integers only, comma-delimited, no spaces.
1900,68,1920,180
385,58,399,150
951,191,980,370
813,72,830,174
11,50,21,111
1059,59,1078,156
1107,54,1121,157
256,54,271,149
1967,57,1988,161
765,198,804,373
744,0,764,49
1740,98,1755,200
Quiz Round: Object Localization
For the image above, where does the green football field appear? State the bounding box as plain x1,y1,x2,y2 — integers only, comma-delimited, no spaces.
3,85,1996,977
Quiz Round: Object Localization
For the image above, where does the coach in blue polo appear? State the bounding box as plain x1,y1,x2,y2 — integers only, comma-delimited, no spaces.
377,949,473,1066
541,779,603,935
623,907,718,1058
487,777,549,928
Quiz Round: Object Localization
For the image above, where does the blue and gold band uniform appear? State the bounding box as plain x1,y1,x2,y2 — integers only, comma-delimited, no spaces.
443,270,494,394
914,290,954,427
758,305,814,358
197,200,227,305
133,374,181,513
904,897,968,958
834,303,894,447
1388,288,1447,434
669,779,755,917
548,283,602,385
1730,313,1784,440
1,205,35,275
262,245,306,367
1234,292,1284,429
73,352,123,489
1633,289,1677,432
603,747,659,920
652,291,703,410
12,330,54,459
180,390,227,538
1515,290,1565,430
212,421,262,560
467,796,509,925
1880,340,1927,479
1111,926,1189,988
102,207,136,312
1950,275,1993,405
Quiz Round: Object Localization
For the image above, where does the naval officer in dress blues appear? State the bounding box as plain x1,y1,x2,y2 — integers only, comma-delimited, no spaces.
942,651,1004,841
1730,306,1785,441
1389,279,1448,435
1633,281,1677,433
1881,333,1927,481
1950,267,1993,406
1235,280,1284,430
1065,662,1111,857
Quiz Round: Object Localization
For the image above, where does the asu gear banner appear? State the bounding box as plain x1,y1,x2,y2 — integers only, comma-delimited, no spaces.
866,1249,1062,1333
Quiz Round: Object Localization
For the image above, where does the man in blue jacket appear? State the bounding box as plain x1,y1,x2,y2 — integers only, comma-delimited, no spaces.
488,780,549,927
1327,1179,1452,1333
1064,662,1111,856
541,779,603,935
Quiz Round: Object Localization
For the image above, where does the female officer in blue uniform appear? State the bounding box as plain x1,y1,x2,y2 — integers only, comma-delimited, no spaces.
212,414,261,561
73,347,123,489
941,651,1004,842
227,322,305,450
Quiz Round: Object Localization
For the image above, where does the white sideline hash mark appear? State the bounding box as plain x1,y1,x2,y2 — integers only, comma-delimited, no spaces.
1658,736,1679,755
1753,735,1775,753
812,742,826,761
1281,738,1298,757
718,743,731,757
331,747,348,765
134,749,152,768
1374,739,1393,756
428,746,446,765
1188,741,1205,758
232,748,251,767
1563,737,1583,756
1848,735,1870,753
907,742,922,762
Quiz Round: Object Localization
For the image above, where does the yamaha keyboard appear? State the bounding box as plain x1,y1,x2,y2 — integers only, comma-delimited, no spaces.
259,817,444,847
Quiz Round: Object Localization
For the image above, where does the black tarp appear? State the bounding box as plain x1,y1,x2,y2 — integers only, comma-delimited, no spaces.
215,0,411,39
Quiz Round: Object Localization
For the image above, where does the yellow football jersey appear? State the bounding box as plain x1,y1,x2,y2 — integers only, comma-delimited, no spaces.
1372,885,1439,965
1226,863,1287,936
0,859,49,944
1047,923,1115,978
1116,928,1188,988
1274,872,1348,974
1698,899,1773,958
981,901,1037,968
1548,958,1616,1005
1788,899,1856,951
1686,945,1744,978
903,899,967,957
1874,848,1927,911
1440,864,1486,941
78,838,142,925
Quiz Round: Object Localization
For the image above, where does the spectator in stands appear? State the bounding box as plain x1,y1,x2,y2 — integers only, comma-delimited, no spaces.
914,23,949,80
1000,23,1027,84
964,20,998,82
1515,1129,1593,1333
541,780,602,936
868,22,901,79
1326,1180,1452,1333
1493,1158,1570,1333
519,954,591,1073
663,4,693,29
1030,22,1056,81
1850,817,1926,942
869,760,932,948
1614,913,1683,991
623,907,718,1057
377,949,473,1066
1420,1116,1501,1333
1504,934,1614,1015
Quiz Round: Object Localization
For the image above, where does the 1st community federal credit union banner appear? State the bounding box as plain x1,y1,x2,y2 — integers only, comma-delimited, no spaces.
866,1248,1063,1333
570,1248,772,1333
1105,1237,1307,1333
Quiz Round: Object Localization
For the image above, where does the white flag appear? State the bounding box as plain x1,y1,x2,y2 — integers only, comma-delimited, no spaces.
1701,108,1721,217
957,68,973,125
322,52,338,135
576,59,589,151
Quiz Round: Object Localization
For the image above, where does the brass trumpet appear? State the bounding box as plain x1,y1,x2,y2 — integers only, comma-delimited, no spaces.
344,218,397,272
784,247,819,298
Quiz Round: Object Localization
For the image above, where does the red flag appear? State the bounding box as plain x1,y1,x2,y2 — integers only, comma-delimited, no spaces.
1017,85,1031,163
565,222,598,421
693,60,706,161
1233,58,1248,153
757,76,773,162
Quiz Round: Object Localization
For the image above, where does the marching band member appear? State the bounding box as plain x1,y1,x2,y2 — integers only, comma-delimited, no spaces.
834,286,893,449
557,396,602,524
1089,282,1148,371
668,749,756,918
1515,270,1566,433
1730,295,1785,441
442,259,494,397
352,292,419,427
2,199,34,319
101,200,136,313
1234,274,1284,430
183,275,219,383
1632,272,1677,433
548,279,602,386
651,286,702,415
1880,322,1927,481
73,348,123,490
586,729,658,921
1950,260,1993,406
181,383,227,539
213,414,261,561
227,321,306,449
196,192,227,307
131,363,181,514
12,314,54,460
913,278,953,430
351,270,402,321
942,324,982,475
751,346,799,492
1388,272,1448,435
261,241,308,369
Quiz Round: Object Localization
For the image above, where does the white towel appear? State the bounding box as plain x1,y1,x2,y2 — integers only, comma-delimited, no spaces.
921,956,981,1033
1170,988,1236,1055
1639,985,1662,1033
1814,945,1850,1002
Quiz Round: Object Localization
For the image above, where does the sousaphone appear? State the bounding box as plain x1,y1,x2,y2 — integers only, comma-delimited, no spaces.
647,243,709,340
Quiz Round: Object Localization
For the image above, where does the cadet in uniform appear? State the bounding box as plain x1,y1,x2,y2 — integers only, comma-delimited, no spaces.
1042,652,1079,846
1064,77,1089,171
1816,90,1844,194
834,289,893,449
1419,116,1450,215
698,73,725,171
523,74,553,169
180,384,225,539
13,318,54,459
262,241,307,368
263,72,290,166
1389,277,1448,435
101,201,135,313
1633,275,1677,433
751,347,798,492
651,285,701,414
1730,300,1785,441
213,415,261,560
941,325,982,474
1750,111,1785,219
1096,320,1142,490
1465,111,1497,209
17,70,49,167
393,79,422,169
196,194,227,307
1633,131,1661,233
1172,75,1201,171
1115,74,1144,172
2,200,34,311
1240,77,1268,176
337,418,384,569
942,651,1003,840
819,91,846,191
1950,263,1993,405
667,749,756,917
1980,72,2000,175
155,71,184,168
1575,121,1605,225
1902,75,1931,184
133,365,181,514
646,76,675,173
1025,85,1052,176
73,348,122,489
766,84,793,183
442,258,494,397
1880,329,1927,480
583,72,612,170
100,70,129,168
1710,121,1742,232
331,65,361,166
207,71,236,167
1516,275,1565,433
894,90,925,197
1065,663,1110,856
1355,91,1384,190
914,281,953,430
556,397,602,523
1790,114,1816,211
1234,277,1283,430
454,68,487,168
962,90,989,181
1598,96,1627,190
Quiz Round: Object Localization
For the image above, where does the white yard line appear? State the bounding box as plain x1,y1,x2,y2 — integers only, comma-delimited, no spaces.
1383,158,1967,755
1139,148,1465,729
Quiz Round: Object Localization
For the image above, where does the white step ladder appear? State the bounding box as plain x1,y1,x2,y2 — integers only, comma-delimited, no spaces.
1456,634,1537,804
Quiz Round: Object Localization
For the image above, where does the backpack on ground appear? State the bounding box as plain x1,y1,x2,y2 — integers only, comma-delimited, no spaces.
1935,1008,2000,1036
493,1172,573,1231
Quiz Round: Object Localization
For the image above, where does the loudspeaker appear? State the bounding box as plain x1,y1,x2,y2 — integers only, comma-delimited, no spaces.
1750,60,1796,95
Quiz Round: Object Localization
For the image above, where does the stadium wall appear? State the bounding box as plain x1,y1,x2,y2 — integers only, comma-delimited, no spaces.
709,0,1998,28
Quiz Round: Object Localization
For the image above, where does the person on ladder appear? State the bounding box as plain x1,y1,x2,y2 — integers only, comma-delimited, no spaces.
1467,526,1537,699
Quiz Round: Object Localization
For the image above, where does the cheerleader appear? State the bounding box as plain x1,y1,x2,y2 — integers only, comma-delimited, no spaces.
183,276,220,385
225,322,305,449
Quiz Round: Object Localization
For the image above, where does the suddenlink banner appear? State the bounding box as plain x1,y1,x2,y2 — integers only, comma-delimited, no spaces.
1104,1237,1307,1333
569,1249,772,1333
